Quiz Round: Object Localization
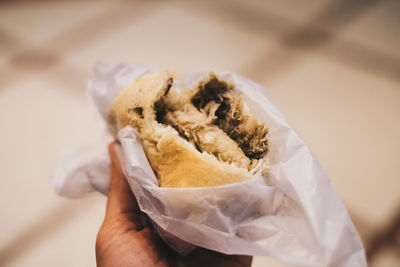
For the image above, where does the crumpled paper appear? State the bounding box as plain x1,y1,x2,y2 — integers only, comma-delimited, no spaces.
53,62,367,267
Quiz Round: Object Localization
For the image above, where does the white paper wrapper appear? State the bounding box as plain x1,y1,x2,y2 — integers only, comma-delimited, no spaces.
53,62,366,267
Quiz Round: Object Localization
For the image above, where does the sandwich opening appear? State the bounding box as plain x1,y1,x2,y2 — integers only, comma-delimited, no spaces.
154,89,249,168
153,74,268,170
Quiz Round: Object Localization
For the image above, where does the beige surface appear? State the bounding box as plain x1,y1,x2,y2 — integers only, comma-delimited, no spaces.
0,0,399,266
264,55,400,229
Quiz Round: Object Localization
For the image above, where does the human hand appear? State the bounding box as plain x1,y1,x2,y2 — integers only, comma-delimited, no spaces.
96,142,252,267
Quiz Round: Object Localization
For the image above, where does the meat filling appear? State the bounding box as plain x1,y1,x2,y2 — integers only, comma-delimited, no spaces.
155,96,251,169
154,73,268,171
191,74,269,160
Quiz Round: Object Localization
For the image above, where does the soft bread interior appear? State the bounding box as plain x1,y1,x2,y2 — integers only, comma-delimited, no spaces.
109,71,269,187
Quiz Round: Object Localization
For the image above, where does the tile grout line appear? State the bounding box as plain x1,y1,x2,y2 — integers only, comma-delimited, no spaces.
180,0,399,84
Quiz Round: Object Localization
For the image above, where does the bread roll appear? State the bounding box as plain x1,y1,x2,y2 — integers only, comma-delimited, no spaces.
109,71,269,187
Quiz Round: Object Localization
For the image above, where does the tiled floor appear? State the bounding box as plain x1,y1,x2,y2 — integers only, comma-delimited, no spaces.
0,0,399,266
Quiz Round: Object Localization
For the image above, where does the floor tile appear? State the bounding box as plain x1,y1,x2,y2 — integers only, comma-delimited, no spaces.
234,0,331,24
0,1,112,45
337,0,400,58
67,4,275,75
0,76,102,249
4,195,106,267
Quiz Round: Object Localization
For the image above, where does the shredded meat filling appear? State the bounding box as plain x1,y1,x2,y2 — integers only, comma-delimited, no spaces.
155,98,250,169
154,73,268,171
191,75,269,160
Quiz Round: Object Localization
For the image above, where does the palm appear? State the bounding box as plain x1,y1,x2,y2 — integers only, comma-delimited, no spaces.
97,214,251,267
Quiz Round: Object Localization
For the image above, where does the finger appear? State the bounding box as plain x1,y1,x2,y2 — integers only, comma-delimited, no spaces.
105,142,142,226
183,248,252,267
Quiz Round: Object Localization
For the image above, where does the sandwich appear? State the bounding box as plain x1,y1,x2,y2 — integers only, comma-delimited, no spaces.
108,71,269,187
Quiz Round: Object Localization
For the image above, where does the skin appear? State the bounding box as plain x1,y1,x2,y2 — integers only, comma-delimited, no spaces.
96,142,253,267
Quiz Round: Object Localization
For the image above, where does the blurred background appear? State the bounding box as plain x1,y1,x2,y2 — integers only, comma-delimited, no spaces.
0,0,399,266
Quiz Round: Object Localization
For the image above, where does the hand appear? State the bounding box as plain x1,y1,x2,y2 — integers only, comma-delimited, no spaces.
96,142,252,267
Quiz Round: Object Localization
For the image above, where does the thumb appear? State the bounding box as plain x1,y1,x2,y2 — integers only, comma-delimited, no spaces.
105,142,142,225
